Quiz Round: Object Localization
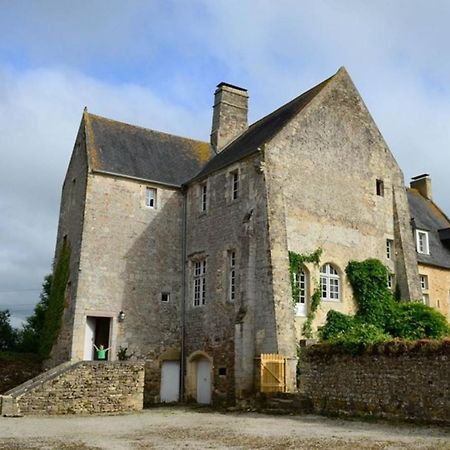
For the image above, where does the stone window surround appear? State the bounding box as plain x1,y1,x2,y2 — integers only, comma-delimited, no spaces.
386,238,394,260
200,181,208,213
228,249,237,302
292,265,309,316
230,168,239,201
191,255,207,307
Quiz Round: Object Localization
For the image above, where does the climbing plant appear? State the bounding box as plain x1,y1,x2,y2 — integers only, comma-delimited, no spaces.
319,258,450,352
288,248,322,338
39,239,71,358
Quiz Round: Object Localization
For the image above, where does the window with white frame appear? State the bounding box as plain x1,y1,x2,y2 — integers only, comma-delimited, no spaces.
320,263,340,301
228,250,237,302
231,170,239,200
387,274,394,290
145,187,156,208
292,267,308,316
193,259,207,306
386,239,393,260
200,182,208,212
416,230,429,255
420,274,429,305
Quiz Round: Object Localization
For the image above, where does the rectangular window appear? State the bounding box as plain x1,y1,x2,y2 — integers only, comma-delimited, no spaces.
420,274,430,305
146,187,156,208
200,182,207,212
386,239,393,260
228,250,237,302
193,259,207,306
387,274,394,290
161,292,170,302
231,170,239,200
416,230,429,255
376,179,384,197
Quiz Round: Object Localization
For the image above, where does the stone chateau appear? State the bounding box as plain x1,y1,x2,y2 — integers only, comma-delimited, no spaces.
50,67,450,405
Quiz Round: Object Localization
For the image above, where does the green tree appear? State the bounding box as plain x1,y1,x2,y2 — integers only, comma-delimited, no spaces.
0,309,18,351
16,275,52,353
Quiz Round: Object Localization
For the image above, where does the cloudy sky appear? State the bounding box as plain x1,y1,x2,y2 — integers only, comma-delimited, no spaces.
1,1,449,327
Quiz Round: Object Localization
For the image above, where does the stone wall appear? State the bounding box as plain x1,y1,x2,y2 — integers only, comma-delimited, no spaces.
265,67,421,339
8,361,144,416
298,342,450,424
418,263,450,319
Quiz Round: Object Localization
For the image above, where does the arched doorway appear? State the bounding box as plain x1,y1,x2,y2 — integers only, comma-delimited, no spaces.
186,351,212,404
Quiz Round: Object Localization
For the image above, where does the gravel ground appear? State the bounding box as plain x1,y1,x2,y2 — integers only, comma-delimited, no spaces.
0,407,449,450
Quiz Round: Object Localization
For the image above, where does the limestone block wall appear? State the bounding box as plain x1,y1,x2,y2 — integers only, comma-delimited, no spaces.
265,68,421,339
418,263,450,319
185,154,280,401
299,342,450,424
13,362,144,415
71,173,182,365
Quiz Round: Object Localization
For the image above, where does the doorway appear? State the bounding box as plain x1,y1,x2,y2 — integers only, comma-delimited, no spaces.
196,358,212,404
160,361,180,403
84,316,111,360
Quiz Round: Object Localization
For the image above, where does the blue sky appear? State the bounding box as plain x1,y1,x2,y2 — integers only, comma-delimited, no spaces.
1,0,450,326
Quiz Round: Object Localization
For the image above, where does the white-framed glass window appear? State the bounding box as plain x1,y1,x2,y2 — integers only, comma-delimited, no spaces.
228,250,237,302
193,259,207,306
416,230,429,255
146,187,157,208
420,274,430,305
387,274,394,290
386,239,393,260
294,267,308,316
231,170,239,200
320,263,340,301
200,182,208,212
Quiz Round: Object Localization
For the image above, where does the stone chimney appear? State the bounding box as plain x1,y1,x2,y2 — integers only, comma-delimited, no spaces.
410,174,432,200
210,82,248,152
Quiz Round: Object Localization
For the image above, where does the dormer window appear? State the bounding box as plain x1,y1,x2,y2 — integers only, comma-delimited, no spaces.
416,230,429,255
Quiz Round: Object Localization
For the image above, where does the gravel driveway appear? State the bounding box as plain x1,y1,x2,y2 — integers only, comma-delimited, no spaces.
0,407,449,450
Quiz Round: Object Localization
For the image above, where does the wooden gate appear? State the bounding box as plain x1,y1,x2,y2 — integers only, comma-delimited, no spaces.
260,353,286,393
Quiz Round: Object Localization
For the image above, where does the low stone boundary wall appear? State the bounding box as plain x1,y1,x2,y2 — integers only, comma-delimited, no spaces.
1,361,144,416
298,340,450,425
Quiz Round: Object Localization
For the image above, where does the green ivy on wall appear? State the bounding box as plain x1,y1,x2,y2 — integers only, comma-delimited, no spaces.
39,239,71,358
288,248,322,338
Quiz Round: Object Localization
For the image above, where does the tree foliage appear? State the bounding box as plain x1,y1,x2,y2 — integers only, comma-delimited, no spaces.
0,310,18,351
15,275,52,353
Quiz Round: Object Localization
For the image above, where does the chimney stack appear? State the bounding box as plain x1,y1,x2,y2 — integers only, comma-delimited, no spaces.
410,174,432,200
210,82,248,153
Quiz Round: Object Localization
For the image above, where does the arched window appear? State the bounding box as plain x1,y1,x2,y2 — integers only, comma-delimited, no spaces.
292,266,309,316
320,263,340,301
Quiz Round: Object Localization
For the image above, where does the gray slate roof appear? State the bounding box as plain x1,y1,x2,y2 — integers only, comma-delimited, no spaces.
192,73,334,181
84,113,213,186
407,189,450,269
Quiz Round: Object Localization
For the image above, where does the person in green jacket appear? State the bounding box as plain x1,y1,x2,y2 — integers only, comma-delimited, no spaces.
93,344,110,360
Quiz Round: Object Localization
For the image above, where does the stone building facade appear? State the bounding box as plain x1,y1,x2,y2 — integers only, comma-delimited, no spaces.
50,67,449,405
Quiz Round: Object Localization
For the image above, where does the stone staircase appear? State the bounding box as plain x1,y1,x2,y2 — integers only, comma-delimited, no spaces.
0,361,144,416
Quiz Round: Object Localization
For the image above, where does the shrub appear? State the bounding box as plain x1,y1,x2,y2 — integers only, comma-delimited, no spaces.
387,302,450,340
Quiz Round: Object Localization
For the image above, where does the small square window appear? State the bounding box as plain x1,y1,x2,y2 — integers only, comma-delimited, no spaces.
416,230,429,255
376,179,384,197
161,292,170,302
218,367,227,376
146,187,157,208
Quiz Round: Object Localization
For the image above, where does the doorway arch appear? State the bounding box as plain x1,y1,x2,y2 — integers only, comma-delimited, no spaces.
186,351,213,404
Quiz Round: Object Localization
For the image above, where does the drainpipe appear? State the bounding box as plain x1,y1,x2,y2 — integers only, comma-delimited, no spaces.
180,187,187,400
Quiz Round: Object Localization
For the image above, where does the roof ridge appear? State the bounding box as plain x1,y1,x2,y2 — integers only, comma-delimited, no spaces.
86,112,209,145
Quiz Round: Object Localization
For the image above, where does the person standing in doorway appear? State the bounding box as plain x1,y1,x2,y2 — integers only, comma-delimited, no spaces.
93,344,111,361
